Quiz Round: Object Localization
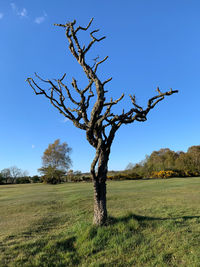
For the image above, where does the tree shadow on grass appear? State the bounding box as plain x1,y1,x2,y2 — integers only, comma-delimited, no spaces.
107,213,200,225
36,236,80,266
2,234,79,266
55,236,76,252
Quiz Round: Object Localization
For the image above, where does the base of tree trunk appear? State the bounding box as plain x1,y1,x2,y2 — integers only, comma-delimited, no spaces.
93,202,107,225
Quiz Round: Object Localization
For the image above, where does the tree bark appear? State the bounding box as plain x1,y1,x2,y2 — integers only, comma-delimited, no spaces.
93,179,107,225
92,149,109,225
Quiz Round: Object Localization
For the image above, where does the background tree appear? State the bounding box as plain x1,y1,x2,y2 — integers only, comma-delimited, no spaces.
1,168,11,184
126,157,149,178
42,139,72,169
187,145,200,173
9,166,23,184
175,146,200,174
175,152,192,173
39,139,72,184
145,148,179,173
27,19,178,225
0,173,4,184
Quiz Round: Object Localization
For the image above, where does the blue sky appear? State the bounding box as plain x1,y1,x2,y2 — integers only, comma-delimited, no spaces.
0,0,200,175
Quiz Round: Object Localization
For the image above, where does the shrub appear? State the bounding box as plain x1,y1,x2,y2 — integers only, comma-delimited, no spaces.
126,172,142,179
16,177,31,184
107,172,142,180
107,174,126,180
31,175,41,183
150,170,178,179
41,166,65,184
183,170,200,177
150,169,200,179
80,176,91,182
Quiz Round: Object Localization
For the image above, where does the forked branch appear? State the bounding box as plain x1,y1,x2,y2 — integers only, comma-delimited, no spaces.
103,87,178,128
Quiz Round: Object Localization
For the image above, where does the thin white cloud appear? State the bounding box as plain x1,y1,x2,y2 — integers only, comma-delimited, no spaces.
18,8,27,18
10,3,28,18
34,16,45,24
0,13,3,19
34,12,47,24
31,144,35,149
63,118,69,123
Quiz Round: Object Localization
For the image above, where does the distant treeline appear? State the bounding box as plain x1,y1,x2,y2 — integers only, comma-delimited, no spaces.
0,166,89,185
124,145,200,179
0,166,41,184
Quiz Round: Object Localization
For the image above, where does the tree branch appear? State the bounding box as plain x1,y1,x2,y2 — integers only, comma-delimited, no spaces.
74,18,94,34
90,140,103,179
84,29,106,55
26,75,88,130
103,77,112,86
102,88,178,127
94,56,108,73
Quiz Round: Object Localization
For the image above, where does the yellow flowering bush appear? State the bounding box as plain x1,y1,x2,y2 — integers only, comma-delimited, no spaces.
150,170,177,179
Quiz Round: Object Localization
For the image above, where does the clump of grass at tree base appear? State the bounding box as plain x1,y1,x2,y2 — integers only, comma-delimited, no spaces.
0,178,200,266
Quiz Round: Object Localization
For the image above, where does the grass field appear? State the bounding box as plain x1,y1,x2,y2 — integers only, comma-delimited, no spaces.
0,178,200,266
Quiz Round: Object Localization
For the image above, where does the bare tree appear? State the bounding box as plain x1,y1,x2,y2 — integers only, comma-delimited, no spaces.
1,166,23,184
27,18,178,225
9,166,22,183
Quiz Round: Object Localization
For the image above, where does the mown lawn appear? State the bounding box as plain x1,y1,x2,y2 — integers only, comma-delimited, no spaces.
0,178,200,266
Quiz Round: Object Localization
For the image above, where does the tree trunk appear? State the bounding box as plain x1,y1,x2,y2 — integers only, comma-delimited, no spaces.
92,150,109,225
93,179,107,225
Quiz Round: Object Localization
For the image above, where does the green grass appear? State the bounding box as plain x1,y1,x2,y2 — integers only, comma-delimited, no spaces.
0,178,200,266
